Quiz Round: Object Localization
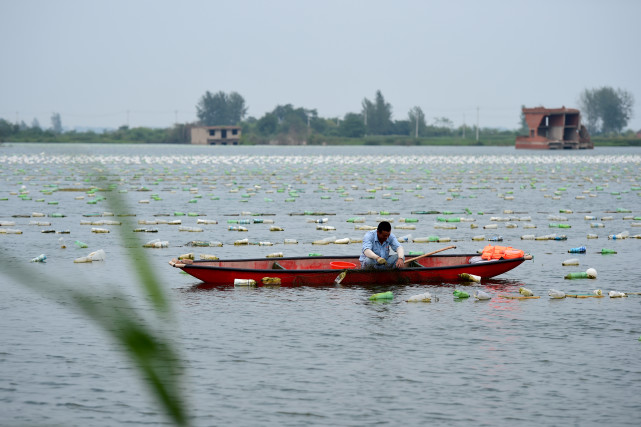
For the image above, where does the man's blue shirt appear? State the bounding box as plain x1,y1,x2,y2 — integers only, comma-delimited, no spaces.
359,230,401,263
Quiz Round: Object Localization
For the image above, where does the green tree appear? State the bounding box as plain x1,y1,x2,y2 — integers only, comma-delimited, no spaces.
518,105,529,134
0,118,17,141
51,112,63,134
408,106,426,137
578,87,634,134
196,91,247,126
256,113,278,136
362,90,392,135
339,113,366,137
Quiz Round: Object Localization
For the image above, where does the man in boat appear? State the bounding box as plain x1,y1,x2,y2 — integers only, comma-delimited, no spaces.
359,221,406,269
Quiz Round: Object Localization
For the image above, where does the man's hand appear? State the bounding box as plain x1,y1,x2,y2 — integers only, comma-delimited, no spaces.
395,258,405,268
376,257,387,265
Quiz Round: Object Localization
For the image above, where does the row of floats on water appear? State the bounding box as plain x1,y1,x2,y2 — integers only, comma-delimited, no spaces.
3,208,639,253
373,287,638,303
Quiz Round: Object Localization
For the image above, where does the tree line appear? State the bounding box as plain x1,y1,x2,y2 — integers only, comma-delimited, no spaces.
0,86,635,143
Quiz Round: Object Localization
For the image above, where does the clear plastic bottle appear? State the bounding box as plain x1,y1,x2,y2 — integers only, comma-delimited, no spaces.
473,289,491,300
30,254,46,263
407,292,432,302
548,289,566,299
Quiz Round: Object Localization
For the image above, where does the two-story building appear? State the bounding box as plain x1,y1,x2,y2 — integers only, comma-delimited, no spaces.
190,126,241,145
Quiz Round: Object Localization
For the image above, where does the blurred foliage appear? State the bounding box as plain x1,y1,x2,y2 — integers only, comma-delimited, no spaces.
0,187,189,426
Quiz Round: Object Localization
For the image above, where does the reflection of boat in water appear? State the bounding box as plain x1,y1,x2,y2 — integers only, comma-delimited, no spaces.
169,253,531,287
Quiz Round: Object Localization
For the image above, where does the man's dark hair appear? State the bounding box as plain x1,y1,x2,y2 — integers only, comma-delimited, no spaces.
377,221,392,232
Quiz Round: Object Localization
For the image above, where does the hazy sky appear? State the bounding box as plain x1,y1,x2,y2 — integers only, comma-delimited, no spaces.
2,0,640,131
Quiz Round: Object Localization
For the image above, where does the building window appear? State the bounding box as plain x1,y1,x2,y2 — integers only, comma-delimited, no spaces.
232,129,238,135
209,129,216,136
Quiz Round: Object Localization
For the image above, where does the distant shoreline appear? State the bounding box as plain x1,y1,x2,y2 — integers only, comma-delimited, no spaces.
2,137,640,146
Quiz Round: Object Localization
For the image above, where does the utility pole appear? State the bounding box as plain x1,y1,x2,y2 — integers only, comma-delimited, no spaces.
463,113,466,138
476,107,479,142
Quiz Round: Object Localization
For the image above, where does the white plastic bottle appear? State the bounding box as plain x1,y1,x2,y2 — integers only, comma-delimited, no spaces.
473,290,491,300
30,254,47,263
548,289,566,299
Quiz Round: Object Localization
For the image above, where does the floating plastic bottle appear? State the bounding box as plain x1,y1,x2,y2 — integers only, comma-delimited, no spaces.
548,289,566,299
397,234,412,243
608,291,626,298
562,258,580,266
459,273,481,283
586,234,598,239
369,291,394,300
453,290,470,299
568,246,586,253
261,277,281,286
406,292,432,302
600,248,617,254
564,268,597,279
30,254,46,263
593,289,603,296
473,290,491,300
178,253,194,260
234,278,256,286
74,240,88,248
143,239,168,248
58,237,66,249
266,252,284,258
74,249,106,263
196,219,218,224
199,254,219,260
88,249,105,261
283,239,298,244
608,231,629,240
519,287,534,296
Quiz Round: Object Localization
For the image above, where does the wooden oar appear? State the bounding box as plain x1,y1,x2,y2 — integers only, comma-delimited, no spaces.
404,245,457,265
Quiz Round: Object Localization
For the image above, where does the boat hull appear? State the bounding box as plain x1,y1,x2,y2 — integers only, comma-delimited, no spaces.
170,254,527,287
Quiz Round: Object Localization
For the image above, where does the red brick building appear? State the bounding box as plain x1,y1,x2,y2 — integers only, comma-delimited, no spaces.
516,106,592,149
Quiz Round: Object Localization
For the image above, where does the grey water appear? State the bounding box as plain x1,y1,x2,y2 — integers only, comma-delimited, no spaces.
1,143,640,426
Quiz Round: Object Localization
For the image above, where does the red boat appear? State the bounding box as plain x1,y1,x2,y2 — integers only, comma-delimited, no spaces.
169,252,531,287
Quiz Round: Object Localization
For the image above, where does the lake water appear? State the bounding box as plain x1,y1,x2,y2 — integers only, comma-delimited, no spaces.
1,143,640,426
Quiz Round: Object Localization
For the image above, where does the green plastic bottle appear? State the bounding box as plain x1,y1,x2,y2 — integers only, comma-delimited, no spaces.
369,291,394,300
601,248,617,254
564,272,588,279
453,290,470,298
